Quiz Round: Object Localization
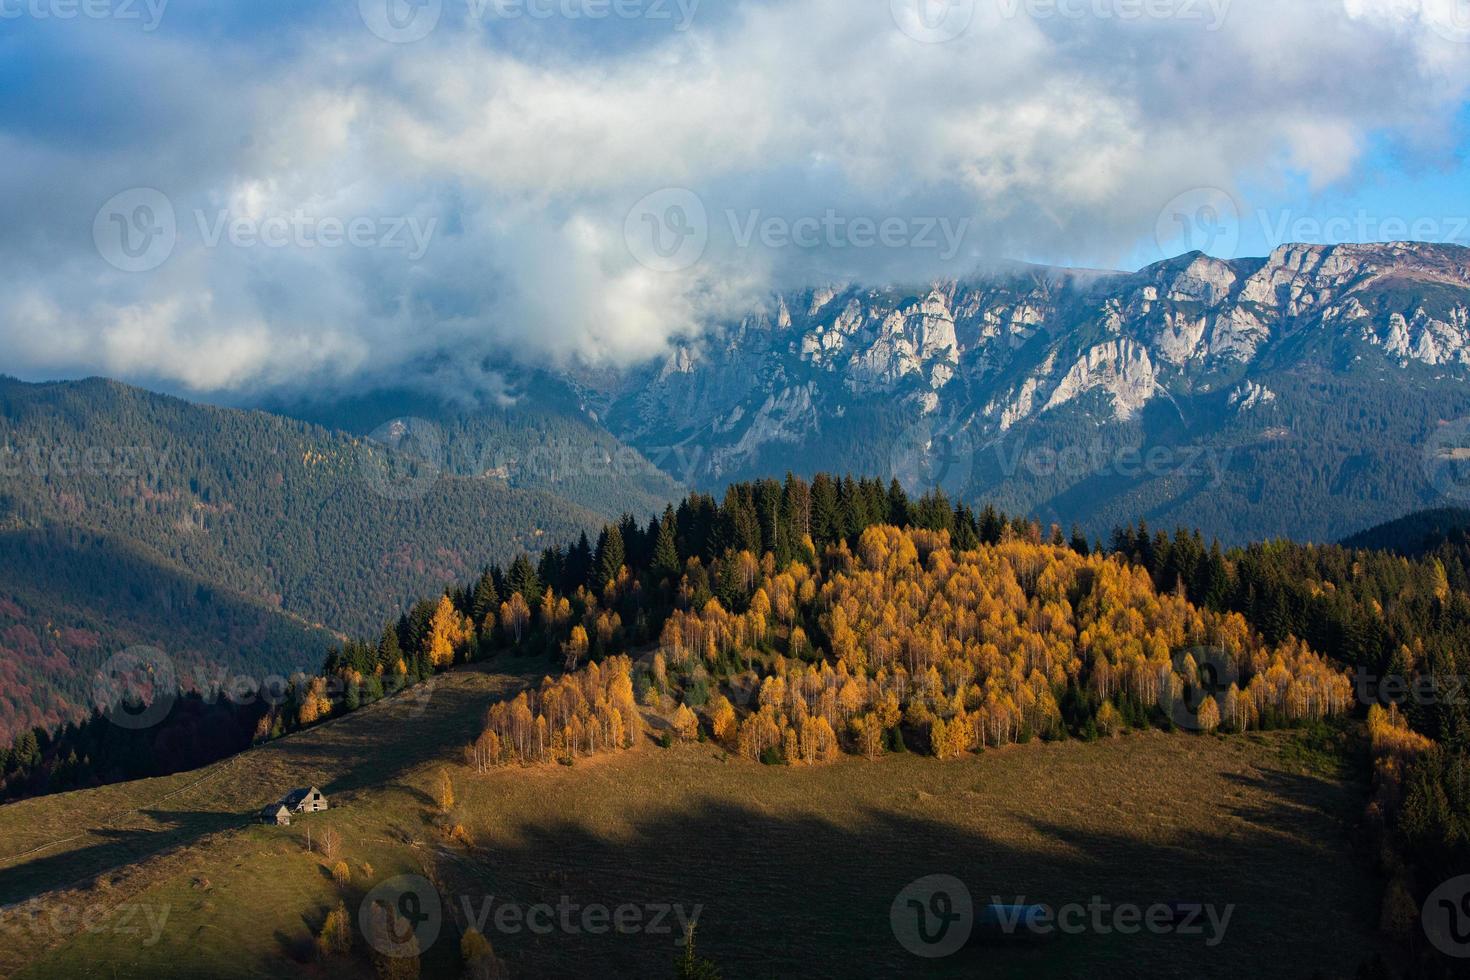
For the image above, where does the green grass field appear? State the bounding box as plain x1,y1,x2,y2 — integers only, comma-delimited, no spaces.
0,661,1389,979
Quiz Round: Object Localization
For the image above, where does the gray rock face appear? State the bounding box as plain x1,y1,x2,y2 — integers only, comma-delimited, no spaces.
590,243,1470,498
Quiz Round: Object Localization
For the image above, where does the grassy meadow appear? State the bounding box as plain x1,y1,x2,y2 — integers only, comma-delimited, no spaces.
0,660,1388,979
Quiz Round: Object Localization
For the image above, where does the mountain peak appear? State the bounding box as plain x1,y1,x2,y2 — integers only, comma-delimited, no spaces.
600,241,1470,543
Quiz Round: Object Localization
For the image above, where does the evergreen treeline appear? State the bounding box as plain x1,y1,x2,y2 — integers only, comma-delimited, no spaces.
0,376,635,636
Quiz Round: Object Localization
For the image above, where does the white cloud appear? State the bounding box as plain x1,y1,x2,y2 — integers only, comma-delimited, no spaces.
1,0,1467,393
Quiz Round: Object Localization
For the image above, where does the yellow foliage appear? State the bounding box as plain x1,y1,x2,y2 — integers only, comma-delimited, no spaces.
672,703,699,741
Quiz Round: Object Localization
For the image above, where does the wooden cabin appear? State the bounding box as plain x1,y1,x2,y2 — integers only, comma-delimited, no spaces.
281,786,328,813
255,804,291,826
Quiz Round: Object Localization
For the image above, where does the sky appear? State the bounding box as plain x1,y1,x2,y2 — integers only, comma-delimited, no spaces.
1,0,1469,395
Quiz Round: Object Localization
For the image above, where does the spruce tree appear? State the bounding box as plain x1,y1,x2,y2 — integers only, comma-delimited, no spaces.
508,554,542,603
652,516,681,582
593,525,626,592
471,570,499,625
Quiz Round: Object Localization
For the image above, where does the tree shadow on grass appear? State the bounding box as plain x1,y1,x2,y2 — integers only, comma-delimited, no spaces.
0,673,524,909
376,762,1392,980
0,809,241,907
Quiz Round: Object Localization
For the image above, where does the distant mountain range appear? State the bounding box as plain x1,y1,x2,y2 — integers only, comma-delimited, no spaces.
574,241,1470,544
7,241,1470,739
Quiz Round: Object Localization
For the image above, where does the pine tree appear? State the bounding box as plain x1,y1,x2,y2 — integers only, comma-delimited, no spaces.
652,515,681,583
593,525,625,592
377,624,403,674
537,547,565,596
507,554,542,603
565,532,594,593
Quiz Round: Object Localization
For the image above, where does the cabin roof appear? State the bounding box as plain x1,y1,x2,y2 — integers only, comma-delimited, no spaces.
281,786,322,806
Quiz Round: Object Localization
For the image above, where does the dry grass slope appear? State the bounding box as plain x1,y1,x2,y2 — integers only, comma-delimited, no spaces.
0,660,1385,979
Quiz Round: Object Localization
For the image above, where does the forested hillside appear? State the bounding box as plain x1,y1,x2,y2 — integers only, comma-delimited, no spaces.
1110,520,1470,973
0,377,621,635
346,475,1470,976
0,527,337,743
1343,507,1470,584
266,382,683,522
7,466,1470,972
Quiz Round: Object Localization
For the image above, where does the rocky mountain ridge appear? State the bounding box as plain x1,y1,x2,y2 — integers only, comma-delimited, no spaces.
582,242,1470,543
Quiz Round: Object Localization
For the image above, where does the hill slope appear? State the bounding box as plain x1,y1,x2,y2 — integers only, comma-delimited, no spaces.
263,380,683,523
0,662,1384,979
1342,506,1470,556
0,527,338,743
0,376,622,636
